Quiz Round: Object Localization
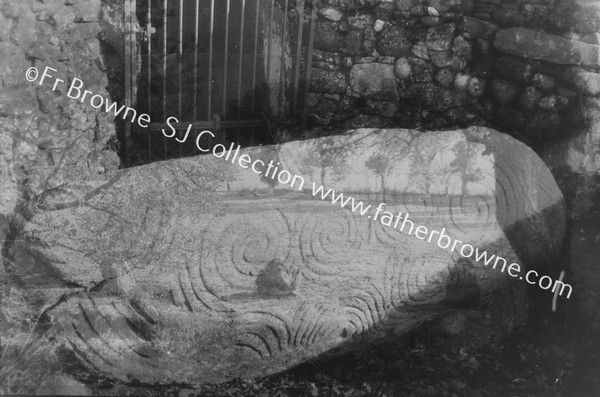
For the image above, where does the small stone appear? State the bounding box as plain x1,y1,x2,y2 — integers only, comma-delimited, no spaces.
454,72,470,91
374,19,386,32
518,86,542,109
435,68,454,87
397,0,420,12
581,33,600,45
452,36,472,57
349,12,375,29
538,95,569,111
349,63,399,100
394,57,412,79
427,0,474,13
467,76,486,97
490,78,519,104
411,4,428,16
426,23,456,51
532,73,555,92
314,20,344,51
563,31,581,40
429,50,453,67
410,58,434,82
311,69,348,94
421,16,442,26
364,26,376,41
377,25,411,57
343,29,365,55
411,41,430,59
459,16,498,40
319,6,344,21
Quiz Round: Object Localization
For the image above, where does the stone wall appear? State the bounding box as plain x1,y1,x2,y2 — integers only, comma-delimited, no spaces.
0,0,123,223
306,0,599,150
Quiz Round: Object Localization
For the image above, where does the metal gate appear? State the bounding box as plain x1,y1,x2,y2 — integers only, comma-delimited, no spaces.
124,0,317,166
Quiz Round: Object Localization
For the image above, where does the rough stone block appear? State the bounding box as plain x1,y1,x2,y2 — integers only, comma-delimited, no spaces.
459,16,498,40
377,25,411,57
426,23,456,51
564,67,600,96
310,68,348,95
349,62,399,100
494,28,600,67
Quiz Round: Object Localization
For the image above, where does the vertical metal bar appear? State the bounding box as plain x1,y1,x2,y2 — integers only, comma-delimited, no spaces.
163,0,168,157
292,0,304,120
236,0,246,120
278,0,289,118
250,0,260,116
302,4,317,131
222,0,231,119
265,0,275,99
193,0,199,121
178,0,183,118
178,0,183,157
208,0,215,121
147,0,152,159
124,0,133,165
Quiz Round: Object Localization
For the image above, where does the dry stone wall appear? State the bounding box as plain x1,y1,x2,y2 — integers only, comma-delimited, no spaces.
0,0,123,222
306,0,600,152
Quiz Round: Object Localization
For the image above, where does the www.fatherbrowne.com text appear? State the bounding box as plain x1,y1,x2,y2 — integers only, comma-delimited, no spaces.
26,65,573,300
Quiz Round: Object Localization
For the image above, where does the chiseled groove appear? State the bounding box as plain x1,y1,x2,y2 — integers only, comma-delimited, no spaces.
188,262,229,313
71,321,114,367
352,295,378,329
213,229,241,288
302,306,326,347
345,305,369,331
390,261,403,308
292,308,311,348
234,342,264,358
298,307,322,348
367,285,389,318
320,322,343,345
241,331,273,357
307,318,328,347
128,299,157,325
187,265,215,311
265,325,283,352
107,302,160,366
347,318,361,336
178,274,194,312
77,302,123,357
248,311,292,348
67,337,103,372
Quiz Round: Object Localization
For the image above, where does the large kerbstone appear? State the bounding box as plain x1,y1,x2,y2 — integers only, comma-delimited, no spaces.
12,127,566,386
349,63,399,100
494,28,600,67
